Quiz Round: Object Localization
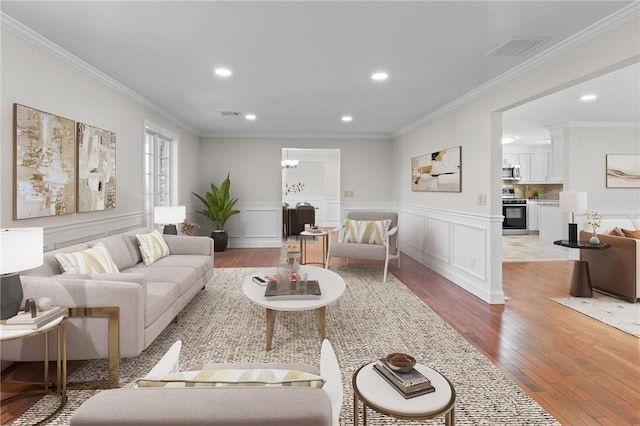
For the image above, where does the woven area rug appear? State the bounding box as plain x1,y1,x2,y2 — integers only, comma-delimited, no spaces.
552,295,640,338
15,266,558,425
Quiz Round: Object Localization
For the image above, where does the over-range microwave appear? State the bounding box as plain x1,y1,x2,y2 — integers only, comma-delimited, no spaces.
502,165,520,181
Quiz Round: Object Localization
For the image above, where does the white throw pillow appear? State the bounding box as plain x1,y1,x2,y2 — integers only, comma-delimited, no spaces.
55,242,120,274
343,219,391,245
136,230,170,266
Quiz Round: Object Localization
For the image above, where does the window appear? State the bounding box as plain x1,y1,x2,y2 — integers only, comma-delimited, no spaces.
144,121,179,228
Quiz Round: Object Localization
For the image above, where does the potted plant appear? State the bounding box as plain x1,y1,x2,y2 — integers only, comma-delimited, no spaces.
192,172,240,252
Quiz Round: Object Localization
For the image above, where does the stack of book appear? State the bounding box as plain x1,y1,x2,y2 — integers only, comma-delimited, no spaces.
373,358,435,399
1,307,68,330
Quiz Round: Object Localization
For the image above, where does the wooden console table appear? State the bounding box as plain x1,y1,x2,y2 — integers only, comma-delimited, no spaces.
553,240,610,297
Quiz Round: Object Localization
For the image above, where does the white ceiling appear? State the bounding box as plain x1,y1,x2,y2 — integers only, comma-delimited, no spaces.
2,1,637,138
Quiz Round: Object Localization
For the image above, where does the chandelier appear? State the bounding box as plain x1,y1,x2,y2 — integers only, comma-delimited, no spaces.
281,149,299,169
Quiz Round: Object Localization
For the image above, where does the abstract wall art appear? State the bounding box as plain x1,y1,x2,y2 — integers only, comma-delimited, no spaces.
13,104,76,219
77,122,116,212
412,146,461,192
606,154,640,188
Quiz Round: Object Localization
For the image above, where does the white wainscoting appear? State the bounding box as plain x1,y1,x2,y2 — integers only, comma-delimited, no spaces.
43,212,146,251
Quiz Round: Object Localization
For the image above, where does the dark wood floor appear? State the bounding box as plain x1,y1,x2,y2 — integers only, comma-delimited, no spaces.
2,236,639,425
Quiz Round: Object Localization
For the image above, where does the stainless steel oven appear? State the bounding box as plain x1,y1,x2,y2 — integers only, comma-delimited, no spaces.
502,198,527,235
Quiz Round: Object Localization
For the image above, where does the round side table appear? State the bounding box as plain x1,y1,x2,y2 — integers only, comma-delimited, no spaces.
0,315,68,425
300,230,329,268
352,362,456,425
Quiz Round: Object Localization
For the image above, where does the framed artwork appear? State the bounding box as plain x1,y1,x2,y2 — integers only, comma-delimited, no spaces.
606,154,640,188
77,122,116,212
13,104,76,219
412,146,461,192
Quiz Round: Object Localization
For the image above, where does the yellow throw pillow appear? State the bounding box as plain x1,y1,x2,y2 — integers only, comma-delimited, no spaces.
136,230,170,266
343,219,391,245
55,242,120,274
136,369,325,388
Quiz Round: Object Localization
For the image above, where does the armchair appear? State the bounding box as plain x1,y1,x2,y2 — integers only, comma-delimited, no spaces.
325,211,399,282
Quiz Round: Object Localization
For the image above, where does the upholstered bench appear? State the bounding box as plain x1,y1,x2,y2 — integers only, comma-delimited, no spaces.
70,340,343,426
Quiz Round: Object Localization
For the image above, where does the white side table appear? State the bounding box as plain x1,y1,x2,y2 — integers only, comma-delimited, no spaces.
299,230,329,268
352,362,456,425
0,315,68,424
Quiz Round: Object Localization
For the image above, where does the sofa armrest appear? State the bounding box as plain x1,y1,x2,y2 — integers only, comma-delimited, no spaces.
163,235,214,256
20,275,146,357
56,273,148,295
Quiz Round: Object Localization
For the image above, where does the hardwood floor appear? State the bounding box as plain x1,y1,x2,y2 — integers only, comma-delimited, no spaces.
2,235,639,425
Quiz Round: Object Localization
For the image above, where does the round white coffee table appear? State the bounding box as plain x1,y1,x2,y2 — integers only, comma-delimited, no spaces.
352,362,456,425
242,265,345,351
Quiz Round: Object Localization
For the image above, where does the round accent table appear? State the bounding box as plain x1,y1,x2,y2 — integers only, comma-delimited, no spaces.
0,315,67,425
299,230,329,268
352,362,456,426
242,265,345,351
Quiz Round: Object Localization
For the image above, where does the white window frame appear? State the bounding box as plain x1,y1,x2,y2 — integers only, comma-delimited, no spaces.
143,120,179,229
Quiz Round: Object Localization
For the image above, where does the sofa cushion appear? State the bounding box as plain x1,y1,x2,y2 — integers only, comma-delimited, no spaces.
125,266,197,297
136,230,170,266
55,243,120,274
137,369,325,388
343,219,391,245
146,254,213,278
144,281,178,328
95,234,138,270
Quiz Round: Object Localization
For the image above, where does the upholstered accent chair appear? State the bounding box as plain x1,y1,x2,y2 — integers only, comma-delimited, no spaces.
325,211,399,282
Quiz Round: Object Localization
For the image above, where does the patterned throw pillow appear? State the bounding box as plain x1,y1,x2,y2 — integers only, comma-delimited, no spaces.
343,219,391,245
55,243,120,274
136,369,325,388
136,230,170,266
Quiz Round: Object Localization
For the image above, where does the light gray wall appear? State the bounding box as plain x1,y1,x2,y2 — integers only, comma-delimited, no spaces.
565,124,640,206
197,137,392,204
0,29,201,235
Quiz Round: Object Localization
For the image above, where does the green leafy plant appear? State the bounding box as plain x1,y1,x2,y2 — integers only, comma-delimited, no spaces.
192,172,240,231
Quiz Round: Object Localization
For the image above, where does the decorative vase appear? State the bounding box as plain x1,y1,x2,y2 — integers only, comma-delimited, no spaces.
211,230,229,252
589,228,600,245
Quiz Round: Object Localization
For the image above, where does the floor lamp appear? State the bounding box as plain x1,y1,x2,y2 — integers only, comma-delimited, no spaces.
559,192,587,243
154,206,186,235
0,228,44,320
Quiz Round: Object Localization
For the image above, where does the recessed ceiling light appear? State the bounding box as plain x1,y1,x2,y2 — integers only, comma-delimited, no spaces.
501,136,517,144
371,72,388,81
214,68,232,77
342,115,353,122
245,114,256,120
579,94,597,102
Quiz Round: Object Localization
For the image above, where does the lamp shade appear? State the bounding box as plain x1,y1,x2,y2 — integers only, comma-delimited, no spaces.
154,206,186,225
559,192,587,214
0,228,44,274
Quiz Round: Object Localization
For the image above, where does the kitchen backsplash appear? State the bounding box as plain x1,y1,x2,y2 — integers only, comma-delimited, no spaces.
512,183,563,200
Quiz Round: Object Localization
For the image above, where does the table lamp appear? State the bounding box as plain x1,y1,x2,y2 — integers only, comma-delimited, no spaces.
0,228,44,320
154,206,186,235
559,191,587,243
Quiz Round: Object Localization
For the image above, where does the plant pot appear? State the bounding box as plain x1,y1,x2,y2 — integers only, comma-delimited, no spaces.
211,230,229,252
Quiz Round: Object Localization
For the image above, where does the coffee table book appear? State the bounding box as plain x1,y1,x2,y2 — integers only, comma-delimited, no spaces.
376,358,431,389
1,307,68,330
373,364,436,399
264,280,322,300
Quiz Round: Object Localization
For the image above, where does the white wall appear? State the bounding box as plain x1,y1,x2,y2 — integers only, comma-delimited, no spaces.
197,137,392,246
391,17,640,304
0,28,201,248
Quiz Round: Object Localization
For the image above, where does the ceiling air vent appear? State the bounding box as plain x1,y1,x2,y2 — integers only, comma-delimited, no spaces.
486,37,548,57
219,111,243,118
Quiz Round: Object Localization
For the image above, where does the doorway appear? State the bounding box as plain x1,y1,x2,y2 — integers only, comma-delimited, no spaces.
281,148,341,234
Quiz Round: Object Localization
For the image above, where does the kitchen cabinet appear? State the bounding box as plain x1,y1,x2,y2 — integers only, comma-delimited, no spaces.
527,201,539,231
503,153,519,166
529,152,549,182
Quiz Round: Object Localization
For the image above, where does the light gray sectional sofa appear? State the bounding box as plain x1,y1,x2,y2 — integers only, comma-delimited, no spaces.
0,228,214,362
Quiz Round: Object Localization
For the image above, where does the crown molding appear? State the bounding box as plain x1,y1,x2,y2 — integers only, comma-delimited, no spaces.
200,132,392,140
0,12,201,137
394,3,640,138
